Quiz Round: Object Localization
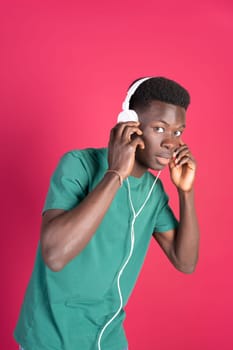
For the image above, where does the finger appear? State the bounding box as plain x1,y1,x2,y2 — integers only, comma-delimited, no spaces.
176,156,196,169
130,136,145,150
122,126,143,142
117,121,140,126
174,149,192,164
112,122,140,139
179,139,185,146
169,158,176,170
173,144,189,156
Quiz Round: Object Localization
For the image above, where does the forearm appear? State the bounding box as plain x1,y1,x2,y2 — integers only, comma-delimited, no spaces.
41,172,121,271
173,189,200,273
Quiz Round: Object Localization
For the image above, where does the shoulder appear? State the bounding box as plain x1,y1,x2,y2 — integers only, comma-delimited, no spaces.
62,147,107,162
57,148,108,188
58,148,108,171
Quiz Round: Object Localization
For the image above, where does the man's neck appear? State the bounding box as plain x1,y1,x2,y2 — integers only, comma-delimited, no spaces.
130,162,148,178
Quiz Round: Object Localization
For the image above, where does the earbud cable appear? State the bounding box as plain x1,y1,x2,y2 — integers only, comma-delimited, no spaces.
97,171,161,350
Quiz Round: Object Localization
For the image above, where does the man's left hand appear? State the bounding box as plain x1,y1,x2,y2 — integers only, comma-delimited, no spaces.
169,141,197,192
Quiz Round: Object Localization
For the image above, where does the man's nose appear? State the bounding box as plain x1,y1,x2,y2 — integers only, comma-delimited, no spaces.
161,137,177,150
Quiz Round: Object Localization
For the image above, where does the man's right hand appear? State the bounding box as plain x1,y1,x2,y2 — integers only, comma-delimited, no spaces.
108,122,145,179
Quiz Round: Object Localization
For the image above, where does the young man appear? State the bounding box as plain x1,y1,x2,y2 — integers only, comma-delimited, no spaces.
14,77,199,350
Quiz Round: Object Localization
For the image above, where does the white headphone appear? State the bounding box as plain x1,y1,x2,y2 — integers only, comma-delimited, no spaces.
117,77,151,123
97,76,162,350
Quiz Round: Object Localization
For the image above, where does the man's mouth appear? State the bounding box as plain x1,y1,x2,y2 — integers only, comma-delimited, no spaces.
155,154,171,165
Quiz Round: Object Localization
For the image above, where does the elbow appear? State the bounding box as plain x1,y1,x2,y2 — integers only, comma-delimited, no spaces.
45,258,65,272
41,243,66,272
172,250,199,274
40,227,67,272
175,262,197,274
43,252,66,272
42,249,65,272
178,265,196,274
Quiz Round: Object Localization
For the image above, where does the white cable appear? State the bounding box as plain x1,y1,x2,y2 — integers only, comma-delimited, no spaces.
97,171,161,350
128,171,161,218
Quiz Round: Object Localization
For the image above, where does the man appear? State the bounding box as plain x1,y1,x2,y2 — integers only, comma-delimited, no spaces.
14,77,199,350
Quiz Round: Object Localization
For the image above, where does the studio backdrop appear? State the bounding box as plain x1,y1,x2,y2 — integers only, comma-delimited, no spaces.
1,0,232,349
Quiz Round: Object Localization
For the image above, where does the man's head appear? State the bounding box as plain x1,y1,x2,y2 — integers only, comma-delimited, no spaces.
125,77,190,175
129,76,190,112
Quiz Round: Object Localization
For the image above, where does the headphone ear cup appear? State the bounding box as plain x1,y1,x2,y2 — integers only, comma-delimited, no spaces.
117,109,138,123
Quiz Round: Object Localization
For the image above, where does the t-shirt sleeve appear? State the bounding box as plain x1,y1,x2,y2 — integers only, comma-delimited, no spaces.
153,184,179,233
42,152,89,214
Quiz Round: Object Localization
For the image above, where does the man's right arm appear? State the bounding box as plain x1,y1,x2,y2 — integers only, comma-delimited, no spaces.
41,172,121,272
40,122,144,272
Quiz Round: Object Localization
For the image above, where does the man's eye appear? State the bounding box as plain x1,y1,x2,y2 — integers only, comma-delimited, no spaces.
174,130,182,137
155,127,165,133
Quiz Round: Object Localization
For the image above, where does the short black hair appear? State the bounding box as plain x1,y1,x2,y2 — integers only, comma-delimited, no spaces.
129,76,190,111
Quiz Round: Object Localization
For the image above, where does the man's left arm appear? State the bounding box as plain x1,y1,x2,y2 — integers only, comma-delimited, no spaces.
153,142,200,274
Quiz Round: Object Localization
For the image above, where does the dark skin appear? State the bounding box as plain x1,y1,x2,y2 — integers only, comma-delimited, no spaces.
41,100,199,273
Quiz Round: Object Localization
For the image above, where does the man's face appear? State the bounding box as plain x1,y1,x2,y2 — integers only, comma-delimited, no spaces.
134,100,186,173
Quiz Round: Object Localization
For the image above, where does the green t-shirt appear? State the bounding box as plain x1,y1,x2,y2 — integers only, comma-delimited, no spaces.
14,148,178,350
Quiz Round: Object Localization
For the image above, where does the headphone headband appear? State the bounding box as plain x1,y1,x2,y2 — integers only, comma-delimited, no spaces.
122,77,151,110
117,76,152,123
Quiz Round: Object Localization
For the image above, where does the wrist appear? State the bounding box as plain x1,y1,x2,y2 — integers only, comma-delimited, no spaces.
105,169,123,187
178,187,195,201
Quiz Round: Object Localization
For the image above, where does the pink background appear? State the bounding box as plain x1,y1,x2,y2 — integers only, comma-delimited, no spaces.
1,0,233,349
